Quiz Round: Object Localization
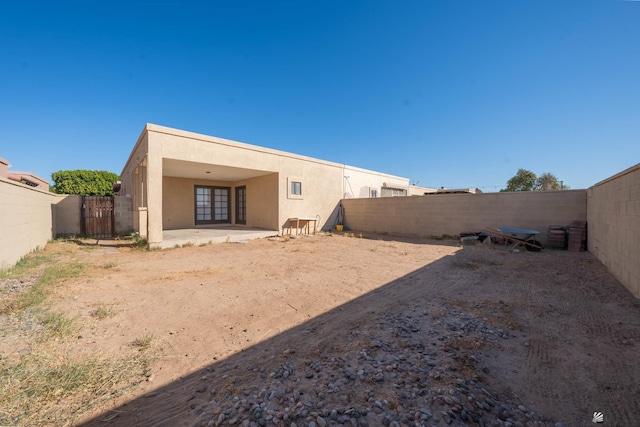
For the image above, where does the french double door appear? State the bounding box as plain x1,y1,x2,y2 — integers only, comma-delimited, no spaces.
195,186,230,224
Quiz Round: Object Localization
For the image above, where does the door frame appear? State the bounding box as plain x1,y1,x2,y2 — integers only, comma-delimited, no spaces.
235,185,247,225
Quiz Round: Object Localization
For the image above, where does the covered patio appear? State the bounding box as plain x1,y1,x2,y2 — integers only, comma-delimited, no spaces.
155,157,280,248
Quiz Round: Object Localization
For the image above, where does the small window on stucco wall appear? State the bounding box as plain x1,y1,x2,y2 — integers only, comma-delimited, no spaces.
288,177,303,199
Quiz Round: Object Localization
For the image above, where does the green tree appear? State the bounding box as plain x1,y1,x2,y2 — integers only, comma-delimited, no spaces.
535,172,561,191
501,168,537,192
51,170,120,196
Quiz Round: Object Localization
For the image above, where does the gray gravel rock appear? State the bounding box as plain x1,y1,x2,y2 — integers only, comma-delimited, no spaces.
191,305,564,427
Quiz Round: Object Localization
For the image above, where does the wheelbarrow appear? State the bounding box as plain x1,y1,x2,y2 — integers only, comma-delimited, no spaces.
483,227,544,252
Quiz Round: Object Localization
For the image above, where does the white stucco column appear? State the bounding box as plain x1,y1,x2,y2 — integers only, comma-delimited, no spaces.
146,149,163,247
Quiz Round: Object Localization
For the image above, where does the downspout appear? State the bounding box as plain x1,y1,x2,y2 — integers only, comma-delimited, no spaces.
342,164,346,199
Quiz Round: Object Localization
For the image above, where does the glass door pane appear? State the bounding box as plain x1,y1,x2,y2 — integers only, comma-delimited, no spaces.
195,187,211,222
236,186,246,224
214,188,229,221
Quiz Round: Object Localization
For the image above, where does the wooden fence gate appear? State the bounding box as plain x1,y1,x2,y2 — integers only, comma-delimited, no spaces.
81,196,114,238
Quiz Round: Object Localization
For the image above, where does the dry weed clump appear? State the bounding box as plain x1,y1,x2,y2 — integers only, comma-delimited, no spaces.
131,333,155,349
1,258,85,313
0,244,155,426
0,351,153,426
91,304,118,319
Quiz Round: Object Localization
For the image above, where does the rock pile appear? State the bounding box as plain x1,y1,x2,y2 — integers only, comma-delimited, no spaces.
186,305,566,427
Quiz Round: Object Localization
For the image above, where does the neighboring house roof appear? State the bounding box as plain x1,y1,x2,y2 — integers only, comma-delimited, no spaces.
408,184,438,196
9,172,49,188
0,157,50,190
427,187,483,194
8,172,49,188
2,154,50,190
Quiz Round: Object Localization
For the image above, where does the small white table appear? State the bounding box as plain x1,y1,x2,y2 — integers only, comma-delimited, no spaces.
288,217,317,236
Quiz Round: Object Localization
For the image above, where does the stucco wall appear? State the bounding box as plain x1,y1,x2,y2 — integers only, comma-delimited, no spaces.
587,163,640,298
277,160,343,232
54,195,81,236
342,165,408,199
239,174,279,230
0,177,57,270
119,133,149,201
342,190,587,245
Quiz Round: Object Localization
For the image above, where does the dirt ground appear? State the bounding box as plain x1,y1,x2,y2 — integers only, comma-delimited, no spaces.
4,233,640,426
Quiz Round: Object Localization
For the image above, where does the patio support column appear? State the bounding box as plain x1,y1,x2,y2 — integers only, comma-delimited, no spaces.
146,153,163,247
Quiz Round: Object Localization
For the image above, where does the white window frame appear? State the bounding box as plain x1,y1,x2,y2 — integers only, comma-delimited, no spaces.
287,177,304,200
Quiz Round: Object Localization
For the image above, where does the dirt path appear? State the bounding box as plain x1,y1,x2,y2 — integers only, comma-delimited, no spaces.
6,233,639,426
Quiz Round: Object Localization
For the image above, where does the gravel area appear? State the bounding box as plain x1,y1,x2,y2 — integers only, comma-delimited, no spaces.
188,304,565,427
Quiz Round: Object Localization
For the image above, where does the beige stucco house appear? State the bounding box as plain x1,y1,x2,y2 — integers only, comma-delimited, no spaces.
119,124,410,247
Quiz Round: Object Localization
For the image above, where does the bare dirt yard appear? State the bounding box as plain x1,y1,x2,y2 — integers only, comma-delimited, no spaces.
1,233,639,427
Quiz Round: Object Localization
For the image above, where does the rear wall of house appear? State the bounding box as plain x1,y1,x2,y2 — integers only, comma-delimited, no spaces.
341,190,587,245
148,126,410,235
236,173,279,230
162,175,279,230
588,163,640,298
277,163,412,232
277,160,342,232
119,132,149,235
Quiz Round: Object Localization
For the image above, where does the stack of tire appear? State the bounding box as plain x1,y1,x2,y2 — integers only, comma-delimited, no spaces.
547,225,567,249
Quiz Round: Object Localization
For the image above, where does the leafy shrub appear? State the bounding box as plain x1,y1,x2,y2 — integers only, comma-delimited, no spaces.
51,170,119,196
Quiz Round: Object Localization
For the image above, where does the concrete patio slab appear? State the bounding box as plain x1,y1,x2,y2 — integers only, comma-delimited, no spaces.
161,226,279,248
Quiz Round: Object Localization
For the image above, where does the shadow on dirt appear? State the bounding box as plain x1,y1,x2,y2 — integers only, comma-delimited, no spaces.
78,244,640,427
58,237,140,249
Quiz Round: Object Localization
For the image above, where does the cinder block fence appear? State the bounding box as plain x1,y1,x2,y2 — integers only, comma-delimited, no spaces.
1,163,638,299
341,190,587,246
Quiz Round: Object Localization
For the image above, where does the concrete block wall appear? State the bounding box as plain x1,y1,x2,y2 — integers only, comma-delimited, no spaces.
341,190,587,246
588,163,640,299
55,195,132,237
54,195,81,236
0,177,57,270
114,195,133,235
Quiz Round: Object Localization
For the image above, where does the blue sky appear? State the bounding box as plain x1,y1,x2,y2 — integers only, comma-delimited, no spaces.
1,1,638,190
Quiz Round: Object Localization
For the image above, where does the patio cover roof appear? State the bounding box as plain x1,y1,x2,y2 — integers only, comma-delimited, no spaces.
162,159,275,181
